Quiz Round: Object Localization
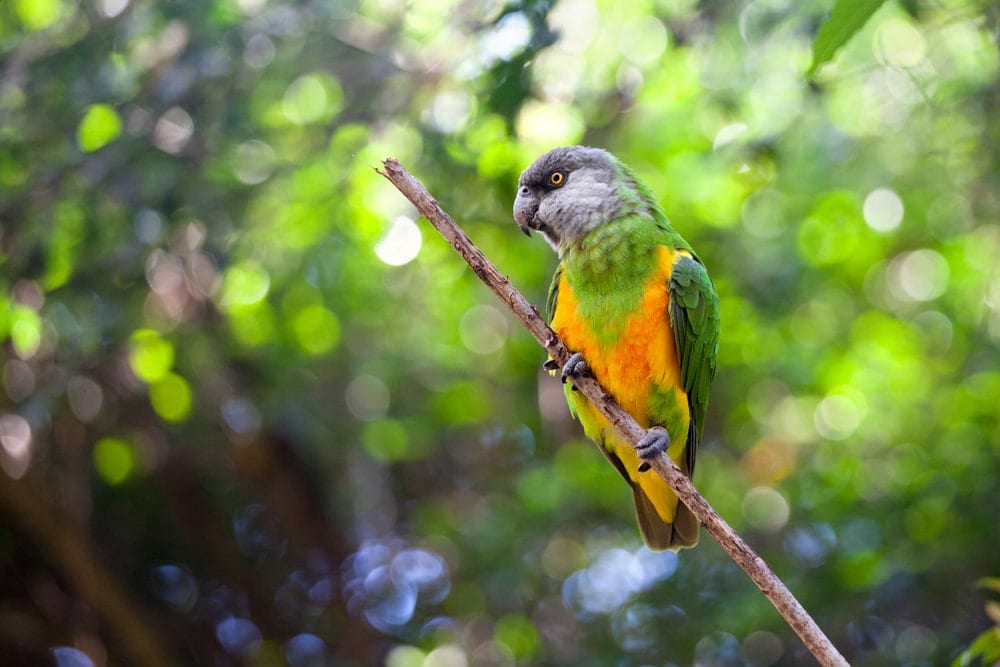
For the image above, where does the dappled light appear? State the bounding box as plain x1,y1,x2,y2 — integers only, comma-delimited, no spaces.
0,0,998,664
376,216,423,267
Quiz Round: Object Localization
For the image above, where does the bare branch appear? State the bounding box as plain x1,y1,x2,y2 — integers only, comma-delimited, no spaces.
378,157,849,667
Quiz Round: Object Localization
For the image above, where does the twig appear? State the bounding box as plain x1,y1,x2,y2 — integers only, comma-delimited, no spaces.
378,157,849,667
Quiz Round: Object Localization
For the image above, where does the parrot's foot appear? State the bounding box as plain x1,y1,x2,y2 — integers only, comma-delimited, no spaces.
561,352,589,380
542,359,559,372
560,352,589,386
636,427,670,472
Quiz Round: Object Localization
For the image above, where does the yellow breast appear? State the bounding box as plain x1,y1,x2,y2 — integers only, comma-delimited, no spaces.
551,246,689,453
553,247,681,410
551,246,692,524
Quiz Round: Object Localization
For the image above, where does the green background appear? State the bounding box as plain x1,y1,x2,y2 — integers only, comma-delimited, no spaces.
0,0,998,665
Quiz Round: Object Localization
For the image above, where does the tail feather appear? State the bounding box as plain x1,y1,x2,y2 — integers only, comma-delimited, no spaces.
632,487,699,550
589,432,700,550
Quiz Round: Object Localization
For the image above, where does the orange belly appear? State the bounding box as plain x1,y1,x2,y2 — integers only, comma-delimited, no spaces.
551,245,691,522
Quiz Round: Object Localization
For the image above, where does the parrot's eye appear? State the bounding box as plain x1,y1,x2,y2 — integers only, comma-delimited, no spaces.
548,171,565,187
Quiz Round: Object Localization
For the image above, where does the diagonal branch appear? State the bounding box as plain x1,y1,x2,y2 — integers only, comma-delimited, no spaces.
378,157,849,667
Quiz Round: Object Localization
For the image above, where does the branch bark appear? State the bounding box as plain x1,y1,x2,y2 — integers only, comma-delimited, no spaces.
378,157,849,667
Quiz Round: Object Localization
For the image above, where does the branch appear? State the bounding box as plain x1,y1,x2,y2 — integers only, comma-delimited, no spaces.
378,157,849,667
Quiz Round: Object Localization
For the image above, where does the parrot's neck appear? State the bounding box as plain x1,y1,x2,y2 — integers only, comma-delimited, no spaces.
560,215,659,282
558,216,663,343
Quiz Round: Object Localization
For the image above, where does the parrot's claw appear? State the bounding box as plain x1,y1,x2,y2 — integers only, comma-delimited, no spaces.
542,359,560,372
636,427,670,472
560,352,589,384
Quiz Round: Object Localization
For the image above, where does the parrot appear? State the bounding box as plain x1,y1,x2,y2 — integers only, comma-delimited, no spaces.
513,146,720,550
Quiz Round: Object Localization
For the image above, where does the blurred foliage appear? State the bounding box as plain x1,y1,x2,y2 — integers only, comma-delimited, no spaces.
0,0,998,665
808,0,887,75
952,578,1000,667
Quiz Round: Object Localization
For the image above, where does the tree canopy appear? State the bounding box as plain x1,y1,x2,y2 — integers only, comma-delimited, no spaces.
0,0,998,665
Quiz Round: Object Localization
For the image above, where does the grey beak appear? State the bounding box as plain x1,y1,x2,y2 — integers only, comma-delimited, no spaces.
513,188,538,237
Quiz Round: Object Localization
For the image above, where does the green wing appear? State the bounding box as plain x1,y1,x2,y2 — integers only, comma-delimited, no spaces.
546,263,563,322
668,254,720,476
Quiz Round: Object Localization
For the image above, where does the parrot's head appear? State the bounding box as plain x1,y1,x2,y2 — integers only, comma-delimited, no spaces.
514,146,654,252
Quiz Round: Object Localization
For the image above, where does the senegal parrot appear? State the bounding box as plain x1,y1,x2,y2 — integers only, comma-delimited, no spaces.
513,146,720,550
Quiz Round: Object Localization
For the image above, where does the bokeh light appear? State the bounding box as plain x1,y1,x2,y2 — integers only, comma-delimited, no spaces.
0,414,33,479
93,437,135,485
375,216,423,266
128,329,174,383
862,188,904,232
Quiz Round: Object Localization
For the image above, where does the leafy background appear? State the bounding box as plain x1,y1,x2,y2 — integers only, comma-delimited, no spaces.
1,0,998,665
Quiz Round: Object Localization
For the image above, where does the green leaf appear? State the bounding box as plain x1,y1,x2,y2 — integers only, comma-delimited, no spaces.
976,577,1000,594
77,104,123,152
808,0,888,76
951,627,1000,667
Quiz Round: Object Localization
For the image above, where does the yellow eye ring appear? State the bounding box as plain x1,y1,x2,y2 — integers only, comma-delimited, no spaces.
549,171,565,186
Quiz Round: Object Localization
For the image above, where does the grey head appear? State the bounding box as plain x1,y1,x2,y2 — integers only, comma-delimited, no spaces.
513,146,624,251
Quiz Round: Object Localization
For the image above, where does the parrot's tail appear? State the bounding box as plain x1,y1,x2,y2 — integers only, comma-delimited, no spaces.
632,488,700,550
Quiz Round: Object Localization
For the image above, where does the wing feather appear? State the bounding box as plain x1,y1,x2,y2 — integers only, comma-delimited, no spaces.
546,263,563,322
668,254,720,476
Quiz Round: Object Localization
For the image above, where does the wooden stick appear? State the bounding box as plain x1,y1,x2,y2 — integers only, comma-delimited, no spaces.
378,157,849,667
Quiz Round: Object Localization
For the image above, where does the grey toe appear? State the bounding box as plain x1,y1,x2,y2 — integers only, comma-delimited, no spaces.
561,352,589,383
636,426,670,461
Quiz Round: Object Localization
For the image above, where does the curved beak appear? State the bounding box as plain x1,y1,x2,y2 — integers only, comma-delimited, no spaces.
513,188,538,237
